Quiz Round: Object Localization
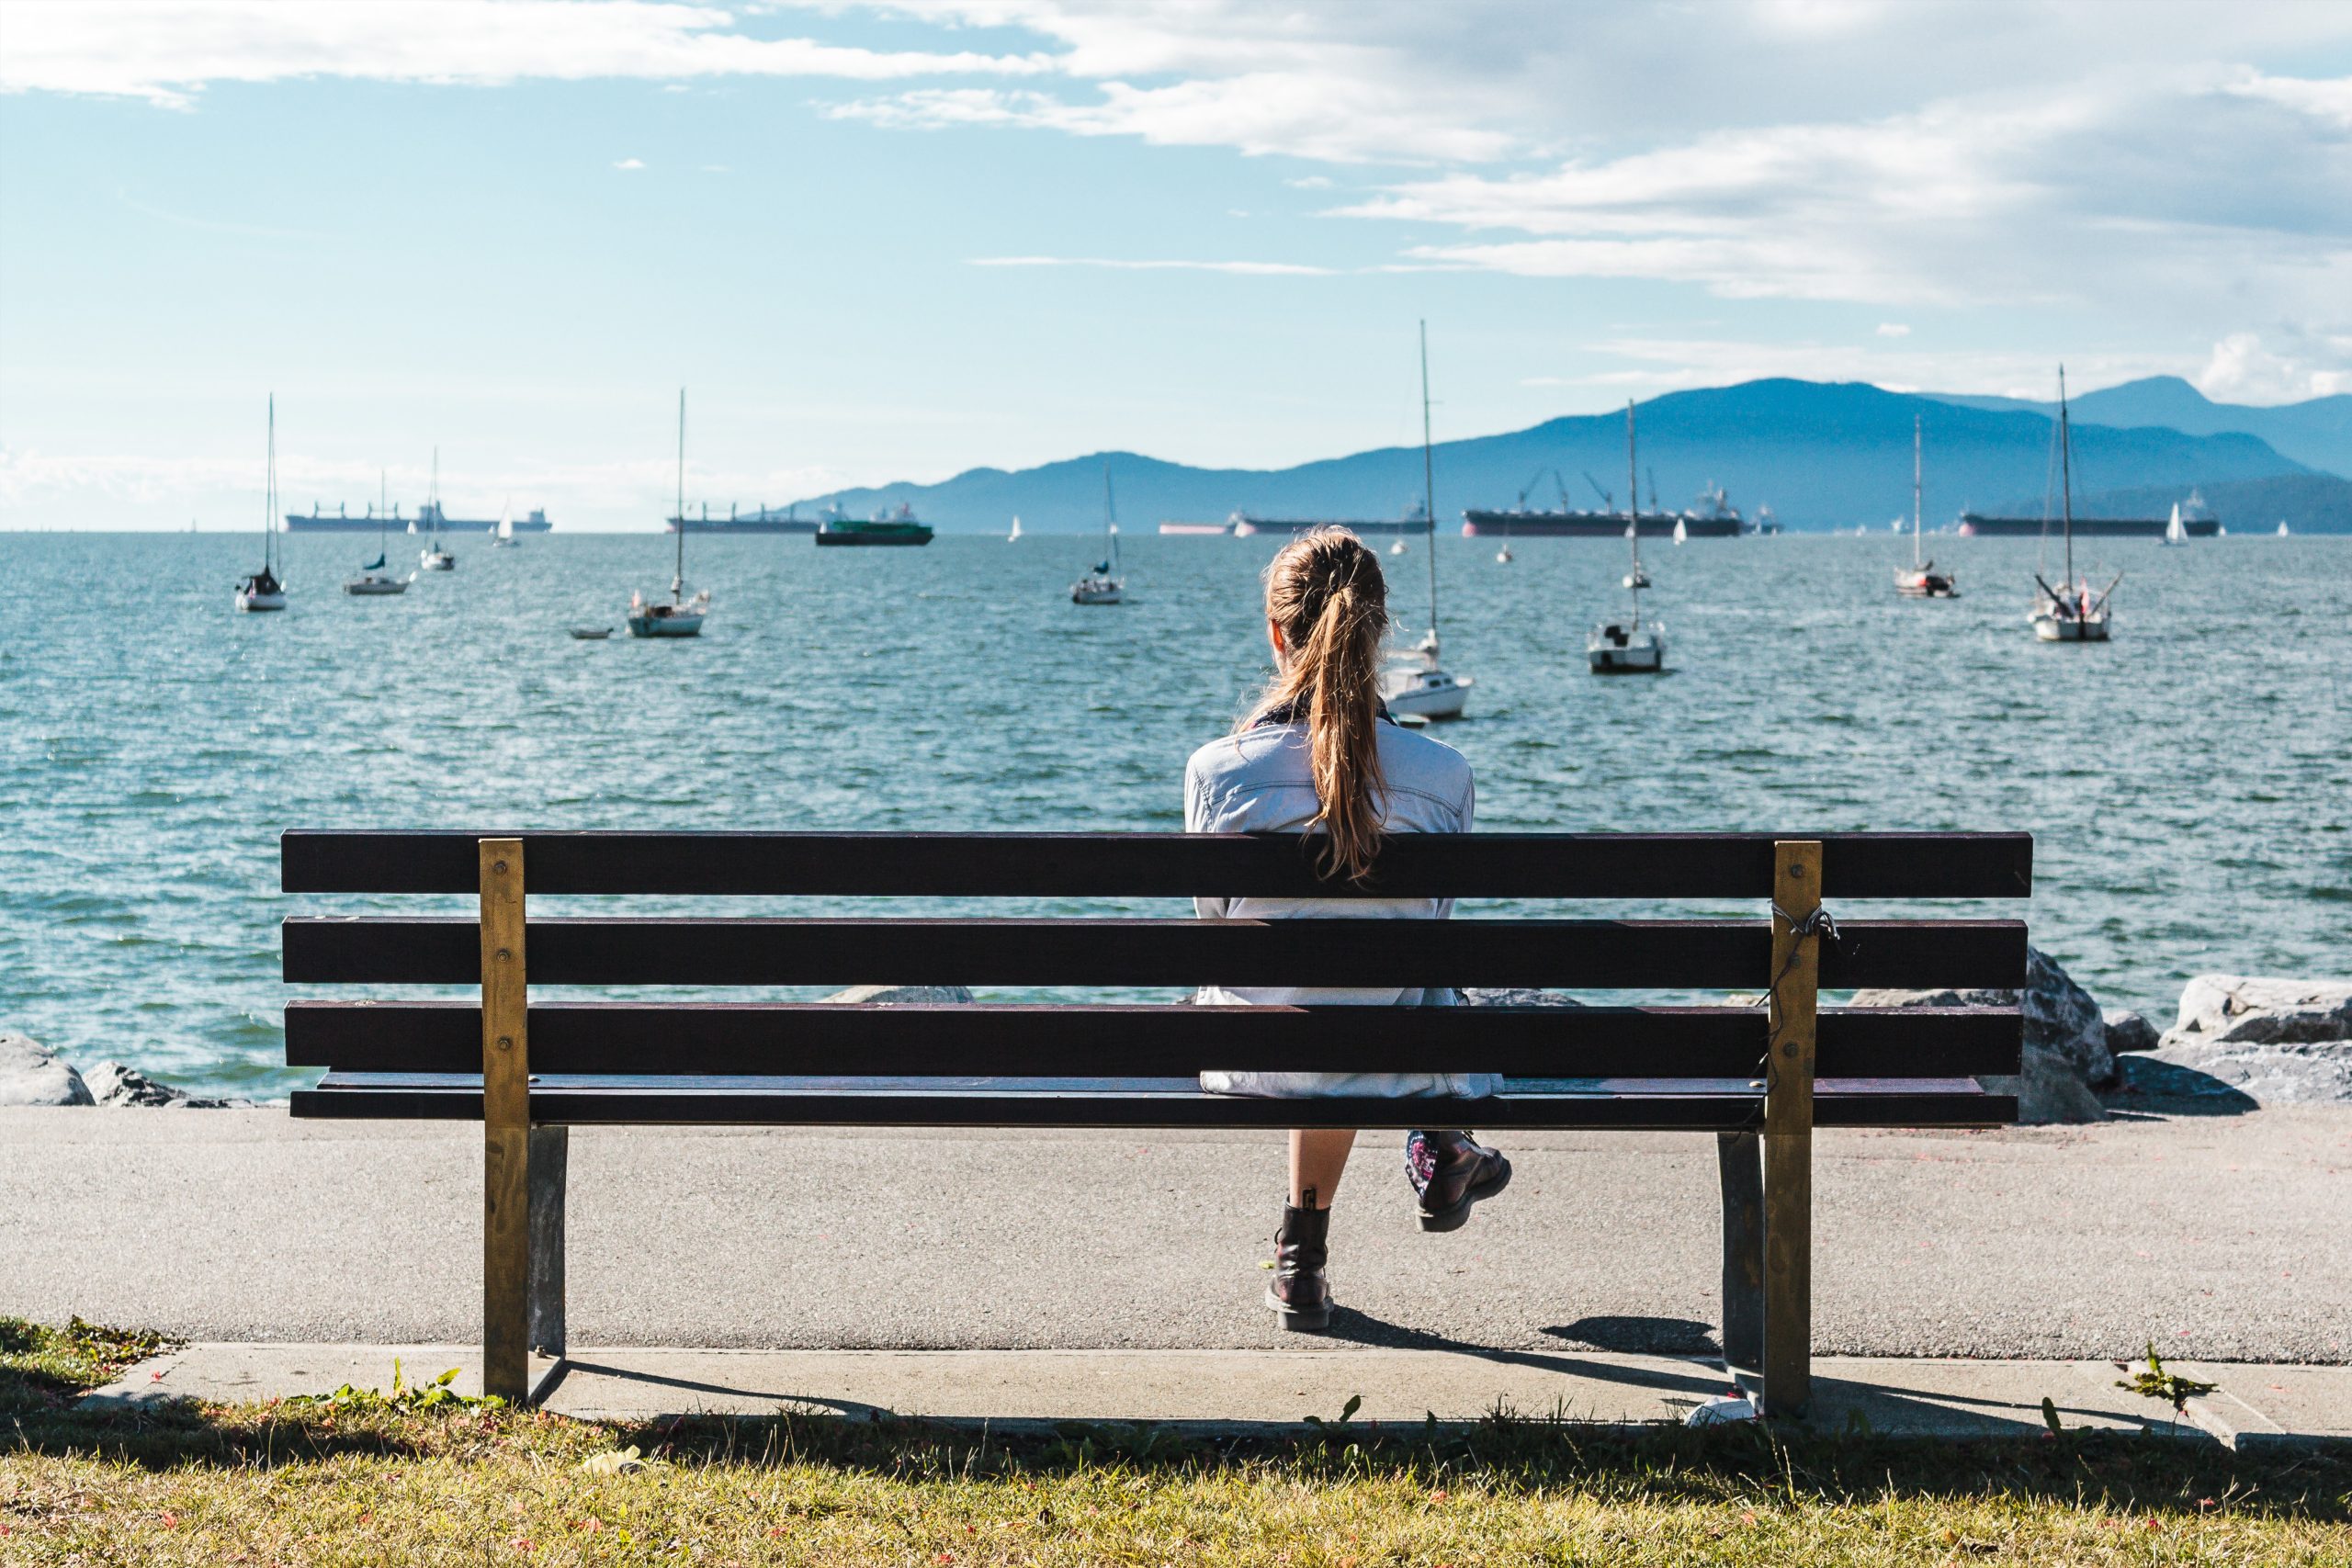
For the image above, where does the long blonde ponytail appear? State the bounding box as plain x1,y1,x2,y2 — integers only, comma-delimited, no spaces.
1241,527,1391,883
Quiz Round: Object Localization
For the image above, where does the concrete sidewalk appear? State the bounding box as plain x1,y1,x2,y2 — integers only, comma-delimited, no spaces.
6,1108,2347,1361
80,1343,2351,1448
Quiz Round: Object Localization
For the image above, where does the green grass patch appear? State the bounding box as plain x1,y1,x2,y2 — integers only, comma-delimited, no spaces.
0,1314,172,1417
2,1322,2346,1563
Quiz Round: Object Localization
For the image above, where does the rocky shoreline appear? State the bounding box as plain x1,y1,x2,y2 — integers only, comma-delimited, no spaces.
5,967,2346,1122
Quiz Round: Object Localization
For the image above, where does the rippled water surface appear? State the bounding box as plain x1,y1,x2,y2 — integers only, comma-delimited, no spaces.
2,529,2346,1097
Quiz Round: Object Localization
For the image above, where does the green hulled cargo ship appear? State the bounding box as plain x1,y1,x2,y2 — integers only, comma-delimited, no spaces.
814,503,933,547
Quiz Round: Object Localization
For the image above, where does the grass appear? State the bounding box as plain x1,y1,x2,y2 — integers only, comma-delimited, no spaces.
4,1319,2348,1565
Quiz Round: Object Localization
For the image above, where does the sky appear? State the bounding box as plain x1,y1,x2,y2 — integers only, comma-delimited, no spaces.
2,0,2347,531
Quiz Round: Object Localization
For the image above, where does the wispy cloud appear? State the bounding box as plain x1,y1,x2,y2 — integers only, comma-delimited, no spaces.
1876,322,1911,337
613,157,645,170
969,255,1336,276
0,0,1057,107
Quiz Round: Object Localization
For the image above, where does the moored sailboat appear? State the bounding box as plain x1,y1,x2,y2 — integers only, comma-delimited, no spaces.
1589,400,1665,673
628,389,709,637
235,395,288,612
1382,321,1472,719
344,469,413,595
2029,367,2118,643
1894,414,1957,597
1070,462,1125,604
419,448,456,570
2162,502,2188,547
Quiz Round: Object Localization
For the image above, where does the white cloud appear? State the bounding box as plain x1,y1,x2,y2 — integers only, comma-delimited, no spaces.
969,255,1335,276
613,157,645,170
1285,175,1335,190
1876,323,1911,337
0,0,1056,107
2197,332,2352,402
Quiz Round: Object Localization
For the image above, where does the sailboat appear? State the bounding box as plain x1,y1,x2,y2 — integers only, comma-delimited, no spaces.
1007,514,1023,543
419,448,455,570
1589,400,1666,673
2277,519,2290,536
2029,367,2118,643
235,395,288,612
2162,502,2188,547
489,499,518,547
344,469,413,595
1894,415,1957,597
627,389,710,637
1672,515,1688,545
1381,321,1473,719
1071,462,1126,604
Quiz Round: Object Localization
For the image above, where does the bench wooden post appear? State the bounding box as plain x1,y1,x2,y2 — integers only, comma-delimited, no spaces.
1759,839,1821,1417
479,839,531,1404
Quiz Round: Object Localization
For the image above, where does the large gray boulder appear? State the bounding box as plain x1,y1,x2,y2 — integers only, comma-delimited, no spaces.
2139,976,2352,1105
2103,1009,2160,1055
1849,945,2111,1123
0,1032,93,1106
817,985,976,1005
83,1060,251,1109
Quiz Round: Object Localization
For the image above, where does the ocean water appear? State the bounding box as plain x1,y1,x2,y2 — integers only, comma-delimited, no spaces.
2,528,2346,1099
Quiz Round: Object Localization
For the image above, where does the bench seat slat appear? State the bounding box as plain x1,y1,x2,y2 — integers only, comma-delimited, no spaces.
284,1000,2021,1077
283,917,2027,990
290,1072,2013,1130
282,830,2033,899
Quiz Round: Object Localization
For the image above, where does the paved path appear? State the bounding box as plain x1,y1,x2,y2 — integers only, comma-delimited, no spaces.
81,1344,2352,1447
5,1108,2346,1362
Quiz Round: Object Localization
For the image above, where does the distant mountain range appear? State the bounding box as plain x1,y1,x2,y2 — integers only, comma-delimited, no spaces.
1925,377,2350,477
792,380,2321,535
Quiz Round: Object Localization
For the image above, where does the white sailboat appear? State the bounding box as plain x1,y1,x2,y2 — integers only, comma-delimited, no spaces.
2029,367,2118,643
1894,414,1957,597
344,469,413,595
1672,515,1688,545
2277,519,2290,536
1070,462,1125,604
1007,514,1023,543
628,389,709,637
2162,502,2188,547
1382,321,1472,720
419,447,455,570
235,394,288,612
489,499,518,547
1589,400,1666,673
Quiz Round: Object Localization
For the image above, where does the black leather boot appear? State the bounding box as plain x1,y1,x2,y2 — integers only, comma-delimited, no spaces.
1266,1203,1333,1331
1407,1130,1512,1233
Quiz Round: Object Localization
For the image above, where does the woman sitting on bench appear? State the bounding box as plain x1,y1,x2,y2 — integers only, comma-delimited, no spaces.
1188,526,1510,1331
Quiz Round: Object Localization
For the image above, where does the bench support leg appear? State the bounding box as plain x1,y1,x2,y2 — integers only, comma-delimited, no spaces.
1759,840,1822,1420
1715,1131,1763,1391
527,1125,568,1359
480,840,533,1406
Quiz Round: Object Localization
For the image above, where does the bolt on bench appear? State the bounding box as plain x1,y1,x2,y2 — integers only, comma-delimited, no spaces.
280,829,2029,1412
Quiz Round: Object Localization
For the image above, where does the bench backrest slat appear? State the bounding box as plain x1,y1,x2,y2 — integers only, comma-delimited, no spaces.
281,829,2031,899
282,915,2026,990
285,1000,2022,1078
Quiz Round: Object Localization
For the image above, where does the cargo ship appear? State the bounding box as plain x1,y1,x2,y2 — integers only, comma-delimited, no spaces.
1959,491,2220,537
814,502,933,547
1462,485,1747,538
666,502,819,535
287,501,551,535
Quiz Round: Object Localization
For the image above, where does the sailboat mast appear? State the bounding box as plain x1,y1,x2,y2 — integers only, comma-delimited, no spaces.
1912,413,1923,568
430,446,439,539
1625,399,1642,626
674,388,686,599
264,393,276,572
2057,366,2075,589
1419,320,1438,647
1102,459,1119,571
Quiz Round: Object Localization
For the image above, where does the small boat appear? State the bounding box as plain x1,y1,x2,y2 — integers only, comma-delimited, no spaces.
489,502,518,547
2028,368,2116,643
419,448,456,570
2278,520,2290,536
1389,538,1408,556
1591,400,1665,674
345,470,413,594
1007,514,1023,543
1672,516,1688,545
2162,503,2188,547
1894,415,1958,597
628,389,709,637
1379,321,1471,718
236,395,288,612
1071,463,1125,604
570,626,613,640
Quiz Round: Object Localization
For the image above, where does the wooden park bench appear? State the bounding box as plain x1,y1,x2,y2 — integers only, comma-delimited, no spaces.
280,829,2029,1412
